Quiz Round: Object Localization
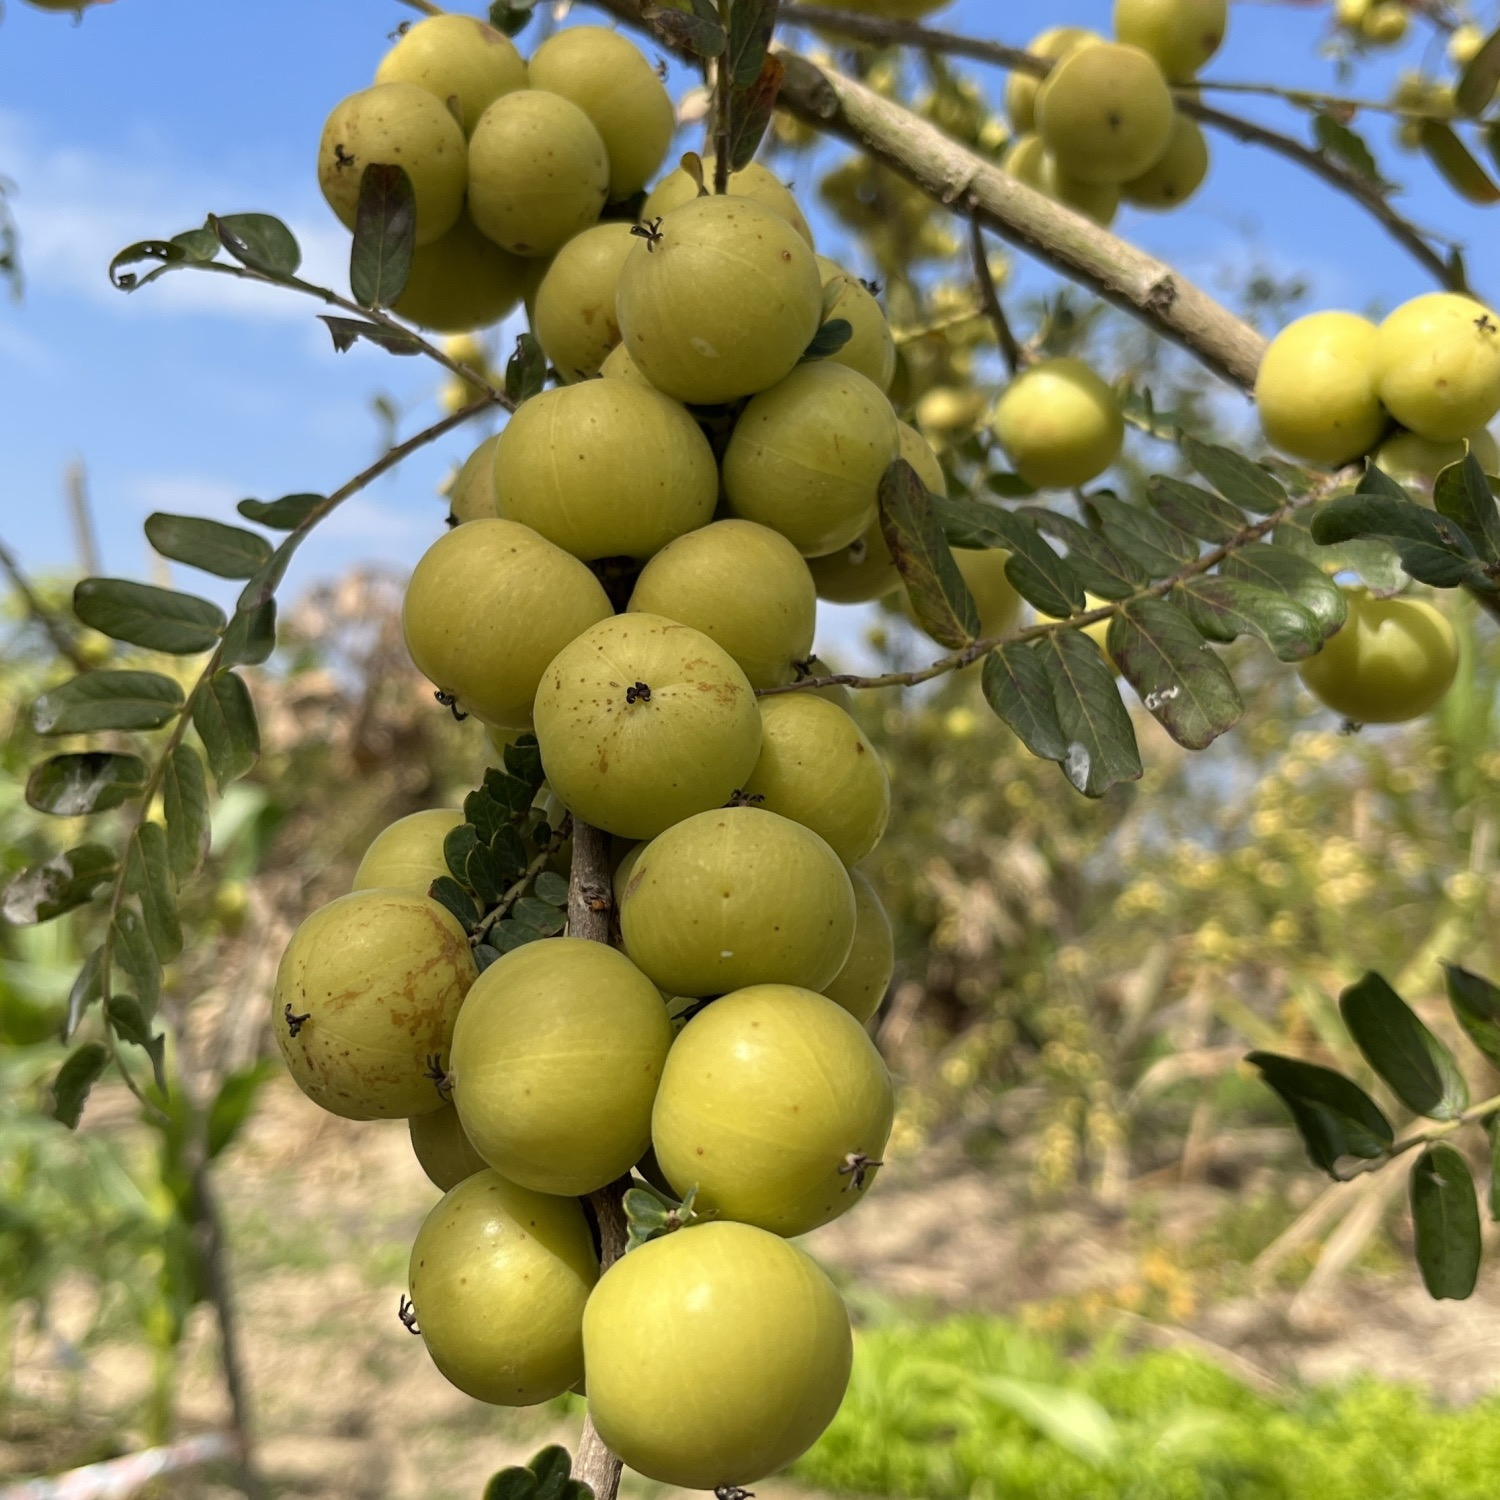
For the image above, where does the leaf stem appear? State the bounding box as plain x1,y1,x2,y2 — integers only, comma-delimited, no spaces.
1340,1090,1500,1179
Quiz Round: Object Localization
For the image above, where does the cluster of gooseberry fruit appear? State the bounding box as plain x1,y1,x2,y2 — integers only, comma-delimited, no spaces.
1333,0,1412,48
1002,0,1226,227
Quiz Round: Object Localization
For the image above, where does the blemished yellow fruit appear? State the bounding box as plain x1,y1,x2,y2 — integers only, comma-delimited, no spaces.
1361,1,1409,43
817,257,897,393
528,26,676,201
1121,113,1210,208
492,381,717,562
531,222,637,381
317,83,467,246
272,891,476,1120
642,158,815,245
1037,42,1176,185
723,361,900,556
823,869,895,1023
615,195,823,405
444,433,500,523
408,1169,597,1405
408,1101,489,1192
1113,0,1227,80
993,358,1124,489
450,938,672,1196
1255,311,1387,465
653,984,894,1236
598,340,654,386
740,694,890,864
533,614,762,840
403,518,612,728
583,1222,852,1489
1373,293,1500,443
1300,588,1458,723
620,806,856,997
392,212,530,333
1006,28,1097,134
627,520,817,689
352,808,463,896
467,91,609,257
375,15,527,136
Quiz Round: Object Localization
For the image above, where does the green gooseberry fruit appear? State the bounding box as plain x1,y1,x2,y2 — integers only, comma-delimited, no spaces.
1037,41,1176,185
408,1101,489,1192
352,808,463,896
468,91,609,258
374,14,527,135
1113,0,1228,81
272,890,476,1120
531,221,637,381
444,433,500,523
450,937,672,1196
1005,27,1097,134
615,195,823,405
1373,292,1500,443
598,340,655,386
402,518,612,728
492,380,717,562
527,26,676,202
619,805,856,997
1255,311,1386,465
823,869,895,1024
992,357,1124,489
317,82,467,246
1120,112,1209,209
392,213,530,334
641,158,815,245
626,519,817,689
533,613,762,840
817,256,897,393
408,1168,598,1404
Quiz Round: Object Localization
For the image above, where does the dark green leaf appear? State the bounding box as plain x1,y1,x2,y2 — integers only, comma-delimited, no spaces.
533,870,569,906
467,842,507,906
726,53,785,174
490,826,529,883
931,496,1085,619
72,578,224,655
642,2,727,58
1310,490,1488,590
162,744,211,880
207,1060,280,1159
445,824,482,885
1314,112,1383,184
1247,1052,1393,1177
192,671,260,791
109,238,196,292
1147,476,1248,544
237,493,323,530
527,1444,574,1500
1174,577,1323,662
488,1,537,36
112,905,160,1015
1183,436,1287,514
1359,461,1410,503
1411,1144,1481,1300
483,1468,538,1500
1488,1116,1500,1221
505,332,548,405
1107,598,1242,751
26,752,148,816
879,460,980,648
320,314,423,356
1433,454,1500,562
1420,121,1500,205
502,732,546,791
1,844,117,925
984,471,1036,499
106,995,167,1091
1340,972,1468,1121
491,917,546,953
1085,493,1198,576
171,225,220,263
237,535,299,612
728,0,779,86
211,212,301,278
1443,963,1500,1072
802,315,854,362
126,822,182,964
143,514,273,580
1457,27,1500,116
1220,544,1348,638
1023,508,1149,599
65,948,106,1040
512,897,566,935
981,644,1068,762
221,600,278,667
350,163,415,309
1036,630,1142,797
51,1042,109,1129
429,876,479,931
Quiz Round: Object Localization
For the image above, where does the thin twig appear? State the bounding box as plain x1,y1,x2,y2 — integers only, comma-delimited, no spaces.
968,218,1022,376
713,0,733,193
0,535,91,672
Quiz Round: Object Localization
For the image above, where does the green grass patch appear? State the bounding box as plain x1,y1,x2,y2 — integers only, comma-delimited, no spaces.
793,1315,1500,1499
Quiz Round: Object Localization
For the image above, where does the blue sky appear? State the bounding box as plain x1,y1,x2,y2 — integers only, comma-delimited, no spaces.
0,0,1494,624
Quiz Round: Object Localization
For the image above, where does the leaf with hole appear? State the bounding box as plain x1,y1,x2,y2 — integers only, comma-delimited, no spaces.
211,212,301,277
192,671,260,791
1,845,117,925
1174,577,1323,662
1443,963,1500,1072
320,315,423,356
1035,630,1141,797
1411,1144,1481,1300
1339,972,1468,1121
26,752,148,816
350,163,415,309
1182,435,1287,514
1107,598,1242,751
52,1043,109,1129
144,514,273,579
73,579,225,655
880,460,980,648
162,743,211,880
1247,1052,1393,1177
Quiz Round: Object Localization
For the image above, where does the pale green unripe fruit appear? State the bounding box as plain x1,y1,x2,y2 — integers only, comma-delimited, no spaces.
1121,113,1209,208
402,518,612,728
598,340,655,386
534,614,762,840
1037,41,1175,185
615,195,823,405
992,357,1124,489
531,222,637,381
582,1222,852,1489
444,433,500,523
1299,588,1458,724
741,694,890,864
468,91,609,258
1255,311,1386,465
492,381,716,563
642,159,815,245
817,256,896,393
620,806,856,997
1113,0,1227,81
409,1101,489,1191
451,938,672,1196
1373,292,1500,443
273,891,476,1120
528,26,675,201
1006,28,1097,134
724,361,899,556
653,984,894,1236
408,1169,597,1405
1376,429,1500,496
627,520,816,688
317,83,466,246
823,869,895,1023
352,808,463,896
393,214,530,335
375,15,527,136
